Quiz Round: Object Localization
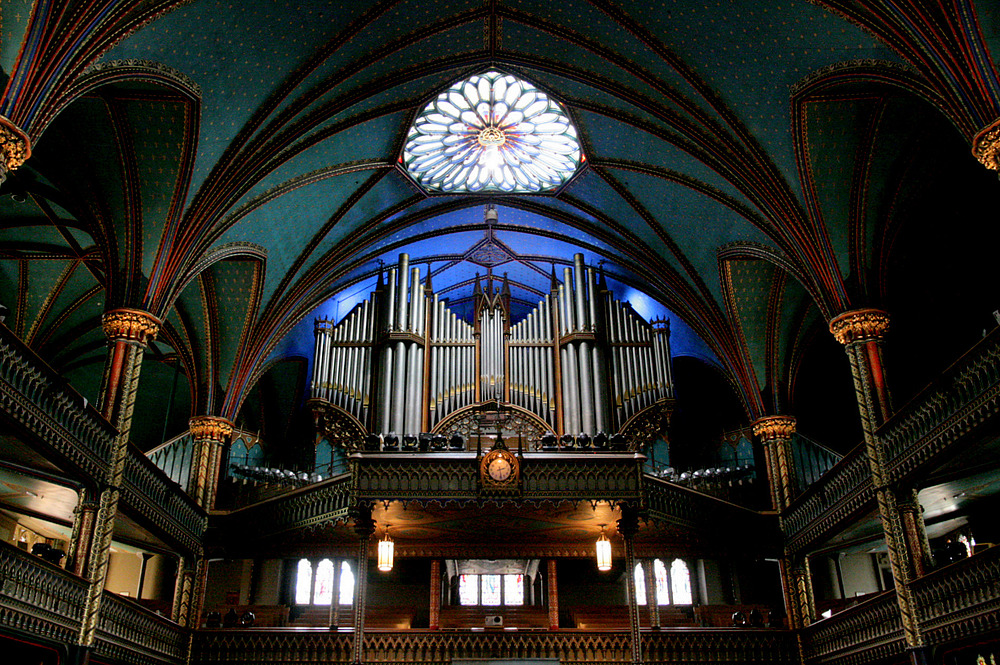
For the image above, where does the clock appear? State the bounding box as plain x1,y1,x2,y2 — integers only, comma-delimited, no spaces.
480,447,519,489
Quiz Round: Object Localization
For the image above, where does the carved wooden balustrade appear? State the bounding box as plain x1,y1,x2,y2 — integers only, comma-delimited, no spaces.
0,538,88,645
192,628,796,665
354,452,643,504
910,544,1000,648
95,592,188,665
879,327,1000,482
782,448,873,554
0,323,206,555
1,540,188,663
218,474,354,542
783,327,1000,554
801,591,904,665
644,475,775,535
0,321,115,481
122,444,206,554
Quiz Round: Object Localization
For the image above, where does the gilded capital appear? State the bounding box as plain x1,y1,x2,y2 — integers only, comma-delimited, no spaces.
752,415,797,442
829,308,889,345
101,308,161,343
0,116,31,183
188,416,234,443
972,117,1000,171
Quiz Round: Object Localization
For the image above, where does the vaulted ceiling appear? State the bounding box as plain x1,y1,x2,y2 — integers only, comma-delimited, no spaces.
1,0,999,452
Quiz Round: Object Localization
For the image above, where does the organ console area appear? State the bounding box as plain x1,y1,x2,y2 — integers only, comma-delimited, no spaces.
310,250,674,446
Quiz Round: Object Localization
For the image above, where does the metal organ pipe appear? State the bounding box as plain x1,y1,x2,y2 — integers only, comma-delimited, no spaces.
310,251,677,442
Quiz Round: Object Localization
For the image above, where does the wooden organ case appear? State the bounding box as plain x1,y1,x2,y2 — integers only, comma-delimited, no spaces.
309,252,675,447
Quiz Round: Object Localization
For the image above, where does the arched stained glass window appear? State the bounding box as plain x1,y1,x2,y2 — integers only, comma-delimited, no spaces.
481,574,502,606
314,559,334,605
653,559,670,605
504,574,524,606
403,71,582,193
633,563,647,606
459,574,479,606
295,559,312,605
339,561,354,605
671,559,693,605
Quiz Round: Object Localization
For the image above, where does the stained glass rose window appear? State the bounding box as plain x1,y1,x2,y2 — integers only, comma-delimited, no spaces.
403,71,583,193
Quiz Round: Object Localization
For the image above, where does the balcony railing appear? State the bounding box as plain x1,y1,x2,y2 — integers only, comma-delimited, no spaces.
0,539,88,645
0,323,205,554
879,326,1000,481
911,544,1000,647
644,476,775,538
782,328,1000,554
0,322,115,480
802,590,904,664
121,443,206,554
192,628,797,665
782,448,873,553
95,592,187,665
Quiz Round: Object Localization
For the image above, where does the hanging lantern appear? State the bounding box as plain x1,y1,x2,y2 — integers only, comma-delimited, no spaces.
377,526,394,572
596,526,612,571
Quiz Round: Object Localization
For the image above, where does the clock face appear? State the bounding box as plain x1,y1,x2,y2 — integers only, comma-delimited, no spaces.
488,456,512,481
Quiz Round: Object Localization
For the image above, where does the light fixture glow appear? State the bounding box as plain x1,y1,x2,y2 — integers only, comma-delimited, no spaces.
377,525,394,572
596,526,612,572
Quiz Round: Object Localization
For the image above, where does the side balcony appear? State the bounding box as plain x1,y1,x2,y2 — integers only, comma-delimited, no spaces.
0,539,187,665
802,544,1000,664
783,326,1000,554
0,323,205,555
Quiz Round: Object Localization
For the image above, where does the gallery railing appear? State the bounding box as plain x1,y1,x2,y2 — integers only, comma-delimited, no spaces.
0,323,205,555
0,321,114,480
801,590,904,664
0,539,88,645
192,628,797,665
879,326,1000,481
784,327,1000,554
95,592,188,665
782,448,873,554
910,544,1000,647
121,443,206,554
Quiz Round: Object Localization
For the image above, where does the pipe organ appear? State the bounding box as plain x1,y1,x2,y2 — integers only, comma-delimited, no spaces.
311,252,674,440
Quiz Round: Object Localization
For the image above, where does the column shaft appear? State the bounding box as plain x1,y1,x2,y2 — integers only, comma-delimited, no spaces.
547,559,559,630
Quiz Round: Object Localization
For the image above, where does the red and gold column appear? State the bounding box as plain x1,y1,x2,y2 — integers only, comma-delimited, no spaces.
68,487,99,577
188,416,234,510
752,416,797,512
79,308,160,649
830,308,926,659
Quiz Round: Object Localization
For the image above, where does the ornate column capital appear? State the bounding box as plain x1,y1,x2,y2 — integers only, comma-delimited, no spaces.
188,416,234,443
973,117,1000,171
829,308,889,345
752,415,797,442
101,308,161,344
0,116,31,184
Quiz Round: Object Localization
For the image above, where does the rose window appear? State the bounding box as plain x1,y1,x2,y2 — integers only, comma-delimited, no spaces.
403,71,583,193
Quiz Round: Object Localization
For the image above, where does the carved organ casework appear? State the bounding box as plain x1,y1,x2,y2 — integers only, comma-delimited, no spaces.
309,213,675,448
